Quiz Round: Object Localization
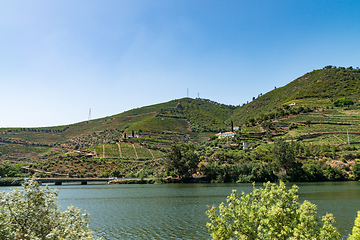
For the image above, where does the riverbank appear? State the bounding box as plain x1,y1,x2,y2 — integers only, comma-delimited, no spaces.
0,178,24,186
108,177,208,184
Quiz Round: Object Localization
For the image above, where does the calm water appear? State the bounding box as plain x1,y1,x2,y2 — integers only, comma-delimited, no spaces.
2,181,360,239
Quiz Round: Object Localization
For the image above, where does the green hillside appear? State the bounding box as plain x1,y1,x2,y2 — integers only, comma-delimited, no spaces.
0,97,235,164
2,66,360,181
232,66,360,125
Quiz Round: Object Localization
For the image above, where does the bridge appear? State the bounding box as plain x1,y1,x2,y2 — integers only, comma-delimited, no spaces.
36,178,112,185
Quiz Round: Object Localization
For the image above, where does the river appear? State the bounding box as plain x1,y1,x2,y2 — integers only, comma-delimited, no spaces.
2,181,360,239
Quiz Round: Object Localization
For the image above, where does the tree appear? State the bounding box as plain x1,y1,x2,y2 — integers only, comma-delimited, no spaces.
272,138,296,176
305,120,312,127
0,178,98,239
166,142,199,177
111,169,121,177
206,181,341,240
349,211,360,240
353,164,360,180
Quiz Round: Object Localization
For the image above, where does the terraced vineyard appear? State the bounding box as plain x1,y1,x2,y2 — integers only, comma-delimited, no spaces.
28,155,166,178
92,143,165,160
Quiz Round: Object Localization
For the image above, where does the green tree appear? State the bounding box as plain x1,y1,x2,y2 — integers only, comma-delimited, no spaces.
206,181,341,240
0,178,98,239
111,169,121,177
100,170,109,178
349,211,360,240
353,164,360,180
166,142,199,178
272,138,296,176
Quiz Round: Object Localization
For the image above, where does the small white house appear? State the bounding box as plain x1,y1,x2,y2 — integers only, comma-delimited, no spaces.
289,102,296,106
215,132,236,139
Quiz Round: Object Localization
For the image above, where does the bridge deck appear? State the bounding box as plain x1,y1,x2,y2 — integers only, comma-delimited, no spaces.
36,178,111,185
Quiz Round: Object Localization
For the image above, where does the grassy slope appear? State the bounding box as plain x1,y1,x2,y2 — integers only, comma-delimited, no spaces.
0,100,179,143
232,67,360,125
0,98,232,163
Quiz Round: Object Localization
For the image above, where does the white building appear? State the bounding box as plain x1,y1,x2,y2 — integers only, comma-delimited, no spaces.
215,132,236,139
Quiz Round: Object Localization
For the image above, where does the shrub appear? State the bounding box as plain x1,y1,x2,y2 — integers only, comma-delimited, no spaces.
334,98,354,107
85,172,93,178
0,178,98,239
353,164,360,180
111,169,121,177
206,181,341,239
100,170,109,178
349,211,360,240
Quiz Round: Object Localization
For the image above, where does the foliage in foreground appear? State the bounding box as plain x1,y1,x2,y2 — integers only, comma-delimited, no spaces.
349,211,360,240
206,181,342,240
0,178,99,240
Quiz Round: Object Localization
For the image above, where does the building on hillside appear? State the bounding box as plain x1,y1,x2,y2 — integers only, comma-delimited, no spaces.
233,126,239,131
215,131,236,139
127,134,139,139
289,102,296,106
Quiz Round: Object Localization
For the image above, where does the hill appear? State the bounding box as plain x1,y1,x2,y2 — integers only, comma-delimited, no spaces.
231,66,360,125
2,66,360,182
0,98,236,164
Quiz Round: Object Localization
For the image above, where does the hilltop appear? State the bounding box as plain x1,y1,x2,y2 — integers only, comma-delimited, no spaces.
231,66,360,125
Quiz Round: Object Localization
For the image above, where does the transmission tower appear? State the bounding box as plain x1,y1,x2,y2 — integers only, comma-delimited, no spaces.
187,88,189,97
88,108,91,122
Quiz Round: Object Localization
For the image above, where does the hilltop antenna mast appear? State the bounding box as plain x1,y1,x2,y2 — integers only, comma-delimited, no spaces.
187,88,189,97
88,108,91,122
198,93,199,98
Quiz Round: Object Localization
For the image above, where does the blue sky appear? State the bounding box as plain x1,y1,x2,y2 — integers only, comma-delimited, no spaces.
1,0,360,127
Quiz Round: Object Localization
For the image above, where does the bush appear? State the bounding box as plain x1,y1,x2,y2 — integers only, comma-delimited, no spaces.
111,169,121,177
100,170,109,178
0,178,98,239
353,164,360,180
324,165,346,181
206,181,341,239
334,98,354,107
349,211,360,240
85,172,93,178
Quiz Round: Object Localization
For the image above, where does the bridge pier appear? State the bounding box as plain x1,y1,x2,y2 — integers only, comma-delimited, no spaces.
81,181,87,185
